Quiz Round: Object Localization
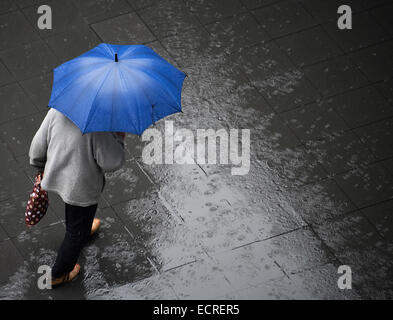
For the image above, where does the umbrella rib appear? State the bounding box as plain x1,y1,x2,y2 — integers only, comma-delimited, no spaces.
82,66,113,133
122,64,182,113
129,64,182,110
117,66,139,134
125,58,182,92
66,72,110,127
123,66,157,125
51,64,108,105
122,45,140,58
55,60,109,80
121,67,160,130
57,56,107,68
53,59,109,85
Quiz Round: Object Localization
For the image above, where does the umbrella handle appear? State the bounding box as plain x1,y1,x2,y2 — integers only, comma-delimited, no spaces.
115,54,118,62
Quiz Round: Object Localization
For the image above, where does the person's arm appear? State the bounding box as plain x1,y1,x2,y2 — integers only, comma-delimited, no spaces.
29,113,51,171
92,132,126,172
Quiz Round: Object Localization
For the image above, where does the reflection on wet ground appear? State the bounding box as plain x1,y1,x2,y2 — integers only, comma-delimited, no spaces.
1,0,393,299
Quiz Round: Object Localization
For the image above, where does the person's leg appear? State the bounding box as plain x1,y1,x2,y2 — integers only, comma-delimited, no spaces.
52,203,97,278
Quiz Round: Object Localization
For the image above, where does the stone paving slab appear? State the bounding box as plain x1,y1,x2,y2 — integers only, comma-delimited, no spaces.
334,163,393,209
337,243,393,299
0,10,40,51
221,262,361,299
275,25,343,67
0,224,8,242
267,145,327,186
18,74,53,112
0,83,39,122
79,207,157,288
281,100,349,142
22,0,86,39
0,239,25,285
348,40,393,82
305,131,376,176
112,193,205,271
355,118,393,160
91,12,156,44
0,193,60,238
328,84,393,129
0,61,15,87
102,158,155,205
139,0,201,39
0,41,59,82
185,0,246,25
313,211,384,258
89,274,178,300
233,41,321,113
159,27,217,68
286,178,357,225
252,0,317,39
209,241,286,290
206,12,270,51
0,113,44,156
160,257,235,300
371,2,393,36
381,158,393,176
0,153,33,202
377,78,393,104
0,0,392,300
304,56,370,97
323,11,390,53
263,227,335,275
72,0,133,25
44,25,101,64
0,0,17,14
361,200,393,242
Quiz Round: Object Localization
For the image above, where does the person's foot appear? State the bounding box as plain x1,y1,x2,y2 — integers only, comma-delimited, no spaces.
51,264,80,287
90,218,101,236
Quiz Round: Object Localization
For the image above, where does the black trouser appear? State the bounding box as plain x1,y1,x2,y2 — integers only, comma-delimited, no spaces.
52,203,98,278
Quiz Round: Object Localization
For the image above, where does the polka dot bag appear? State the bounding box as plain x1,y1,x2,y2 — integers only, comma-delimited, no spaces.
25,172,49,227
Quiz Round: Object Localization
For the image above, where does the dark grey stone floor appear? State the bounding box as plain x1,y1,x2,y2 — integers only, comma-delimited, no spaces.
0,0,392,299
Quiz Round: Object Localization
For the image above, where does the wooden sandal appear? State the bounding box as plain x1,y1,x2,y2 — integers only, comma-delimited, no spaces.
51,264,80,287
90,218,101,236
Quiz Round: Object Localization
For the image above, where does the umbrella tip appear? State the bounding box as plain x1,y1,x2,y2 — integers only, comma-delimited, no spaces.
115,53,118,62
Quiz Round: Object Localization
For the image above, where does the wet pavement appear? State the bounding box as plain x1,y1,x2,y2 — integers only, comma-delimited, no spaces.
0,0,393,300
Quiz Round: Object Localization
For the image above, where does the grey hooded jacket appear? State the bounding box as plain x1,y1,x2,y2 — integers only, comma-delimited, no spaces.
29,108,125,207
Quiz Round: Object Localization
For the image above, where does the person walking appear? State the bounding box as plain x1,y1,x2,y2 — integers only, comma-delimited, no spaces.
28,43,185,287
29,107,126,286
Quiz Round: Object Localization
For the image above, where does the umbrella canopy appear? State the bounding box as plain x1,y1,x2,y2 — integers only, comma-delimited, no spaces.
48,43,186,135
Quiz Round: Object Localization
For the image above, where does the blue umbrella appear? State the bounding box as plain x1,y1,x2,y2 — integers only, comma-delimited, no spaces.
48,43,186,135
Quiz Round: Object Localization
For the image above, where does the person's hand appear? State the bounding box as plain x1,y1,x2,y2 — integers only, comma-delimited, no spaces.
36,171,43,183
116,132,126,138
